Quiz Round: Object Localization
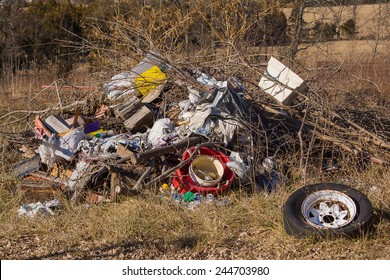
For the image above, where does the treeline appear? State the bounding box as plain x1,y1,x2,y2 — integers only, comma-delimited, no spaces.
0,0,386,75
0,0,86,74
0,0,290,75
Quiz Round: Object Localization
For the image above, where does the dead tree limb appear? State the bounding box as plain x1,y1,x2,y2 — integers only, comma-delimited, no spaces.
0,100,88,127
117,136,203,165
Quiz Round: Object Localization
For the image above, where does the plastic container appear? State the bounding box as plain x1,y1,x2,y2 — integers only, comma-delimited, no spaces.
172,146,234,194
189,155,224,186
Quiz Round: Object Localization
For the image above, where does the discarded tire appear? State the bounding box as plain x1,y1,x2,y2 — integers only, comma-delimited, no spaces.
283,183,375,238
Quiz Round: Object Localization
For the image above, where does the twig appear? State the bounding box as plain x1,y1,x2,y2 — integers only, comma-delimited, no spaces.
55,81,63,110
298,104,309,183
132,160,154,191
0,100,88,127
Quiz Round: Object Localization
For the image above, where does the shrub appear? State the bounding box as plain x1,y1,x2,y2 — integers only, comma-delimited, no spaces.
340,18,356,37
312,21,338,40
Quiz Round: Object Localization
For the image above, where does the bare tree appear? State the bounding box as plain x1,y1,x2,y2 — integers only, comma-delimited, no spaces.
289,0,306,60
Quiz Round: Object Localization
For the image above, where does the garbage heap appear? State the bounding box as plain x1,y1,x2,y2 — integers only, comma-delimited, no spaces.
12,52,389,217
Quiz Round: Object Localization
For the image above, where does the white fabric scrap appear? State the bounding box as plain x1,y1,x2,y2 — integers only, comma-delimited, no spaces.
38,126,85,166
147,118,175,147
17,199,59,218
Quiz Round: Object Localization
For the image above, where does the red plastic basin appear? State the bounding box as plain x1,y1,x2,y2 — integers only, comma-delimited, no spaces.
172,146,234,194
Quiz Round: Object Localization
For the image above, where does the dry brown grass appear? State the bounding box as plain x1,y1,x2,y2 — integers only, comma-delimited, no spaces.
283,3,390,39
0,164,389,259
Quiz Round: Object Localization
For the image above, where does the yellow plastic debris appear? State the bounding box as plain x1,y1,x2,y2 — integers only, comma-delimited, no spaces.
134,65,167,96
87,129,108,138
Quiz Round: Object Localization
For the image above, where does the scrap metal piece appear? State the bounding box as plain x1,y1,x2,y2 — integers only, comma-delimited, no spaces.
13,155,41,179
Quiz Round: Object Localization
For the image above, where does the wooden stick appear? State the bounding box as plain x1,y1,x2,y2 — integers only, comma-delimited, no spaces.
132,165,153,191
72,107,80,129
117,136,203,165
0,100,88,123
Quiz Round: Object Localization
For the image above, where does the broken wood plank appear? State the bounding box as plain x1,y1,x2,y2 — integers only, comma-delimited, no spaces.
113,96,142,120
116,143,136,159
110,171,120,201
141,83,164,103
123,105,154,132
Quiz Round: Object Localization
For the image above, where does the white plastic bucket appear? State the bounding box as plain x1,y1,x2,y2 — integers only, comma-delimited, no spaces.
189,155,224,187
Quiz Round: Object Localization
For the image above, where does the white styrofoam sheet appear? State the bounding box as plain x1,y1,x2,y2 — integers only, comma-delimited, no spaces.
259,57,304,104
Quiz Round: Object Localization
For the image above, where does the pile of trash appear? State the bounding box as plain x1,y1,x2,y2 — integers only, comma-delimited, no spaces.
10,51,388,238
14,51,289,216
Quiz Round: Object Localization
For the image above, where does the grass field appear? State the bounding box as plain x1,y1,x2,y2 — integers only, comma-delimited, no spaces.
283,3,390,39
0,165,389,259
